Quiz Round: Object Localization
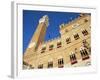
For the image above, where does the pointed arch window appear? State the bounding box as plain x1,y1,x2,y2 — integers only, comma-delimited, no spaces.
57,42,62,48
82,29,88,36
41,47,46,53
74,33,80,40
80,48,89,60
70,53,77,65
58,58,64,68
66,37,71,44
38,64,43,69
84,19,88,23
30,65,34,69
48,61,53,68
49,45,54,51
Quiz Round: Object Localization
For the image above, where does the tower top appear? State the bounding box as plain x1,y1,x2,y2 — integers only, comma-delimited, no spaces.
39,15,49,27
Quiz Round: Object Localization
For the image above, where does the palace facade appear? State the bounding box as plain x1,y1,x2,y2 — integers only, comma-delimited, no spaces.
23,13,91,69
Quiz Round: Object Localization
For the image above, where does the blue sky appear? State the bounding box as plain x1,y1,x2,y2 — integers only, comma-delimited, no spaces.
23,10,80,53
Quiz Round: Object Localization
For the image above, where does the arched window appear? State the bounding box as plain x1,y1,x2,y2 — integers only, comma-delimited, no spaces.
74,33,80,40
38,64,43,69
80,48,89,60
70,52,77,65
66,37,71,44
30,65,34,69
49,44,54,51
41,47,46,53
58,58,64,68
84,19,88,23
48,61,53,68
82,29,88,36
57,42,62,48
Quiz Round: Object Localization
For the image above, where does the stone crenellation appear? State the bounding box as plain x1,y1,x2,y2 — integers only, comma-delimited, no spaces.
23,13,91,69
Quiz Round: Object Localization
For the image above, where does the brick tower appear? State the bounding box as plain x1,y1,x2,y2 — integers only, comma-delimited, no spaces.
23,15,49,66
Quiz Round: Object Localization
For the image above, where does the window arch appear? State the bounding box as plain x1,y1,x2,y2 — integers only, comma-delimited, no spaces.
80,47,89,60
41,46,46,53
66,37,71,44
38,64,43,69
58,57,64,68
69,52,77,65
74,33,80,40
49,44,54,51
57,42,62,48
82,29,88,36
48,61,53,68
48,58,53,68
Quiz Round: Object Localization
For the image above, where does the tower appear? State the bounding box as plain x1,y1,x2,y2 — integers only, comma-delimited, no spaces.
24,15,49,63
28,15,49,50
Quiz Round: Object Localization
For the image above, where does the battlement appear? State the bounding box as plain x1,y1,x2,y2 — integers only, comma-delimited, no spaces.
38,13,90,49
41,36,61,45
59,13,90,30
23,13,91,69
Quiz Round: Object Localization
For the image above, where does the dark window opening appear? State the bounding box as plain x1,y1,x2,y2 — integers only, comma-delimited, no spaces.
48,61,53,68
30,65,34,69
70,54,77,65
58,58,64,68
82,30,88,36
66,38,71,44
57,42,62,48
74,33,80,40
84,19,88,23
49,45,54,51
80,49,89,60
41,47,46,53
38,64,43,69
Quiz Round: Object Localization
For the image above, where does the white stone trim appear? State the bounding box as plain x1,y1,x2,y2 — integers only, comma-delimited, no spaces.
28,42,36,48
39,15,49,27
